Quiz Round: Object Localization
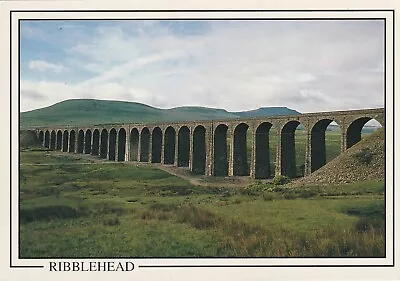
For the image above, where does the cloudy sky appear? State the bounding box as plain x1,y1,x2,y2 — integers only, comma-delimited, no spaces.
20,19,384,113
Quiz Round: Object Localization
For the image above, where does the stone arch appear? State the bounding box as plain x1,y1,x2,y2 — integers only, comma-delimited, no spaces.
77,130,84,153
108,128,117,161
62,130,68,152
214,124,229,176
130,128,139,161
254,122,273,179
281,120,301,178
56,130,62,150
164,126,176,164
310,119,341,172
118,128,126,161
178,126,190,167
140,127,150,162
192,125,206,175
44,130,50,148
69,130,75,152
233,123,250,176
39,131,44,145
50,130,56,150
346,117,382,149
100,129,108,159
84,129,92,154
92,129,100,156
151,127,162,163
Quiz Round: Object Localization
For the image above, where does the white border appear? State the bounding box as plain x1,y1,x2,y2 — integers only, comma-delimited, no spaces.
1,2,397,280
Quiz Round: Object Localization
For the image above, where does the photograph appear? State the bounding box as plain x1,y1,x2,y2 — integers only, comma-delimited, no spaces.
18,17,387,259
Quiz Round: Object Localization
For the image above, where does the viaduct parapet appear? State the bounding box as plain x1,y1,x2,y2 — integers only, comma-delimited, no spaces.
31,108,385,179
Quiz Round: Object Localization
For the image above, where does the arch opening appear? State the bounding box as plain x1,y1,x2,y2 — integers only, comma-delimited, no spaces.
164,127,176,165
130,128,139,161
100,129,108,159
214,124,228,176
91,129,100,156
193,125,206,175
281,121,301,178
118,128,126,161
140,128,150,162
39,131,44,146
77,130,84,153
44,131,50,148
56,130,62,150
62,130,68,152
50,131,56,150
151,127,162,163
311,119,341,172
69,130,75,152
233,123,250,176
347,118,382,149
84,130,92,154
108,129,117,161
178,126,190,167
255,122,273,179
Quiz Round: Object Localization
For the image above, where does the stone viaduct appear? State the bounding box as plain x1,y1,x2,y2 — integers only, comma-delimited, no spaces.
32,108,384,179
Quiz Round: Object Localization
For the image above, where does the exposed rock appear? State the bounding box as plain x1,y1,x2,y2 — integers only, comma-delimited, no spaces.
292,128,385,186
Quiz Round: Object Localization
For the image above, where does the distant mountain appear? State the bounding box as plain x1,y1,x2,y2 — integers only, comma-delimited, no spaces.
20,99,301,127
233,107,300,118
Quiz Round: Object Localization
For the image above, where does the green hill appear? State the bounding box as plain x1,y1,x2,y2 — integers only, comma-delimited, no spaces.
233,107,299,118
20,99,300,127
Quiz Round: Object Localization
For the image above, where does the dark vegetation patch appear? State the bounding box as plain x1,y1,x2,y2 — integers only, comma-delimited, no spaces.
20,205,87,223
354,148,374,165
341,201,385,234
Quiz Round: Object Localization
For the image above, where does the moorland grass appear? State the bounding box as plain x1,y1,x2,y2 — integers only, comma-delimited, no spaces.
19,149,385,258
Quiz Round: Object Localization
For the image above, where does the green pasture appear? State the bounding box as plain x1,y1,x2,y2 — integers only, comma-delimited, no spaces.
19,148,385,258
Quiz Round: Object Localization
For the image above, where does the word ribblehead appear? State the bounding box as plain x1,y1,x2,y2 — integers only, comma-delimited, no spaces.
49,261,135,272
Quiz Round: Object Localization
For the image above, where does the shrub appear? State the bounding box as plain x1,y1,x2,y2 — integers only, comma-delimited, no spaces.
354,148,373,165
272,175,290,185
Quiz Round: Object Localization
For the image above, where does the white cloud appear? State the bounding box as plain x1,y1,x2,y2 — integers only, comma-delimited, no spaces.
28,60,68,73
21,20,384,113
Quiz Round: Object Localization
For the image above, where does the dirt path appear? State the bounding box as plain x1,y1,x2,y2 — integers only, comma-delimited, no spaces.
23,151,252,187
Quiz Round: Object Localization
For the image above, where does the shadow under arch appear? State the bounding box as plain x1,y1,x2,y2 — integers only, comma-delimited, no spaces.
108,128,117,161
100,129,108,159
151,127,162,163
192,125,206,175
214,124,228,176
178,126,190,167
254,122,273,179
62,130,68,152
280,120,301,178
69,130,75,152
347,117,382,149
311,119,341,172
118,128,126,161
164,126,176,165
92,129,100,156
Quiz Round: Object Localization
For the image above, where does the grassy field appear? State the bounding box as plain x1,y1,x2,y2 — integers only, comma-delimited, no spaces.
19,148,385,258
